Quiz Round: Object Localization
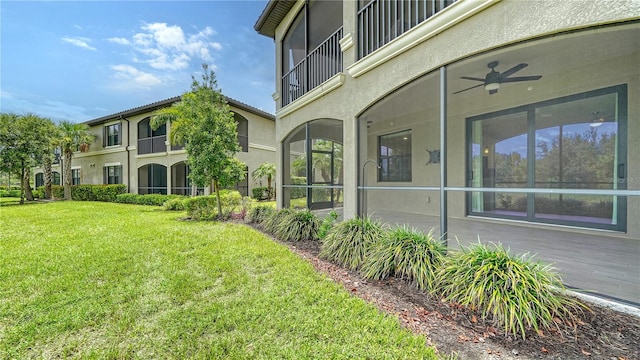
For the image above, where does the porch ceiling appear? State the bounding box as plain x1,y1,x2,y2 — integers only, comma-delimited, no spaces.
361,25,639,125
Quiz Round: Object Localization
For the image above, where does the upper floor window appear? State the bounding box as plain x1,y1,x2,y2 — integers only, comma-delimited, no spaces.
378,130,412,182
104,123,121,147
235,113,248,152
137,117,167,154
281,0,343,106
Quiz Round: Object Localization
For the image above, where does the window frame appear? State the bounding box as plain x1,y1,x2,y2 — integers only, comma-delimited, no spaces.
465,84,627,231
104,123,121,147
104,165,122,185
71,168,81,185
378,129,413,182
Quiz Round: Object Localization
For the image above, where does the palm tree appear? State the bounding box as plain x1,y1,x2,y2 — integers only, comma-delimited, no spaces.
59,121,94,200
252,162,276,198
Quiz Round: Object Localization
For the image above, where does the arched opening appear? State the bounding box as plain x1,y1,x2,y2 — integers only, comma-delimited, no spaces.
283,119,343,210
170,161,204,196
138,164,167,194
52,171,61,185
138,117,167,154
35,173,44,188
234,113,249,152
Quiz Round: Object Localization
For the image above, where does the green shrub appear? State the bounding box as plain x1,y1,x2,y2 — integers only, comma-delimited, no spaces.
361,226,445,291
263,208,296,234
115,193,180,206
318,210,338,240
51,185,64,199
163,197,186,211
32,188,44,199
247,204,275,224
437,242,586,339
47,184,126,201
0,189,21,197
320,216,386,271
252,187,269,200
290,176,306,199
182,191,242,220
275,209,320,242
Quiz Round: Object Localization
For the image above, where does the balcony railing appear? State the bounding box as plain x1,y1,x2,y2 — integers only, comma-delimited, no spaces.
282,27,343,106
138,135,167,154
358,0,455,58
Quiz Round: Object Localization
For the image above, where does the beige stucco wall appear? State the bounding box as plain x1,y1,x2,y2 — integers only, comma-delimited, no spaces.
34,104,276,195
272,0,640,238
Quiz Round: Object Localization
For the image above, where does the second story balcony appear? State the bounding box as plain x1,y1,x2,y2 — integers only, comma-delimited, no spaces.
282,27,343,106
358,0,455,58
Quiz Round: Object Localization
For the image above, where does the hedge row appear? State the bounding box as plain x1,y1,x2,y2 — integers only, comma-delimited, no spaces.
0,189,21,197
115,193,182,206
41,184,127,202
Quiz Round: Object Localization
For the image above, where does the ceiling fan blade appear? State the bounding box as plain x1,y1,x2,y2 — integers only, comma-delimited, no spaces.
501,75,542,83
499,63,528,78
460,76,485,82
453,83,484,94
489,89,498,95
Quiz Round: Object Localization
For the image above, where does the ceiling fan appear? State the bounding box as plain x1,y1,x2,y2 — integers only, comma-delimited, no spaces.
453,61,542,95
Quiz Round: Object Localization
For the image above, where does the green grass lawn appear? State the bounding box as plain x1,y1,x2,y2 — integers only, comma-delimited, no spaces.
0,201,439,359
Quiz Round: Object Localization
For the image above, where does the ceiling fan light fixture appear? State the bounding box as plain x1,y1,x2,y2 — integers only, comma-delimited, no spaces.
484,82,500,91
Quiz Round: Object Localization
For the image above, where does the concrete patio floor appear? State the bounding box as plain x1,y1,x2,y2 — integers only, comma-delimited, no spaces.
316,208,640,306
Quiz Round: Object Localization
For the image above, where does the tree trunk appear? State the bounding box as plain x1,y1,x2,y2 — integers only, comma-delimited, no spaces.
214,179,222,219
43,155,53,199
191,182,197,197
267,176,272,198
22,167,34,201
63,151,73,200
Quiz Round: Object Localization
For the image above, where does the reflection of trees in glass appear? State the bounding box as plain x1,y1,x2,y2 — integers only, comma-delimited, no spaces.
312,139,343,184
536,127,615,189
494,152,528,186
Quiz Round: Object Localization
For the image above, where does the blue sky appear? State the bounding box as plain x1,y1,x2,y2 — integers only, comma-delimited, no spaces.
0,0,274,123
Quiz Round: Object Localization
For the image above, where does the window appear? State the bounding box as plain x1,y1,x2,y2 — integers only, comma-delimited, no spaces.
137,117,167,154
35,173,44,188
52,171,61,185
235,113,248,152
378,130,412,182
467,85,627,231
104,123,121,147
104,165,122,184
71,169,81,185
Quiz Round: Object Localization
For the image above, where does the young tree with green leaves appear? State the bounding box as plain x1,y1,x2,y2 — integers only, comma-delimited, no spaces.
0,113,58,203
58,121,94,200
252,162,276,197
151,64,245,218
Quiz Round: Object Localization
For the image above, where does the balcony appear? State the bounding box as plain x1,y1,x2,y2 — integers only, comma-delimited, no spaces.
281,27,343,107
358,0,455,58
138,135,167,155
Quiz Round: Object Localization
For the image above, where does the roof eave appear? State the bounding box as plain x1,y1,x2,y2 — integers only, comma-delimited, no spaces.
254,0,297,38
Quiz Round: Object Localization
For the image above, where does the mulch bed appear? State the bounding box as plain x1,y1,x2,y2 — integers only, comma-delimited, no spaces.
261,232,640,360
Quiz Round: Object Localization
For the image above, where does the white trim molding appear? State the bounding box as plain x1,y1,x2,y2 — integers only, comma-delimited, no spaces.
348,0,500,78
277,73,346,118
104,162,121,167
272,92,281,102
74,146,126,158
339,32,354,52
249,143,276,152
136,152,167,159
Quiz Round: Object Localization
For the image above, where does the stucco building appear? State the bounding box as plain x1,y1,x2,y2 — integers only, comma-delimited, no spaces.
255,0,640,305
35,96,276,196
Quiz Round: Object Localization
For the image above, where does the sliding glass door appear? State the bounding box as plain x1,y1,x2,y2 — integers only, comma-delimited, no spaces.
468,85,626,231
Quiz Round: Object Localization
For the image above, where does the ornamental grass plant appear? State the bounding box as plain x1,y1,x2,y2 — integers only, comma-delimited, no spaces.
319,216,386,270
246,204,275,225
361,226,445,291
275,209,320,241
262,208,296,235
436,242,587,339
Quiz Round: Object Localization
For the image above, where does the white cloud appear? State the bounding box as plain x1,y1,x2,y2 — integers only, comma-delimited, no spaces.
111,64,162,88
107,37,131,45
61,36,97,51
109,22,220,71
